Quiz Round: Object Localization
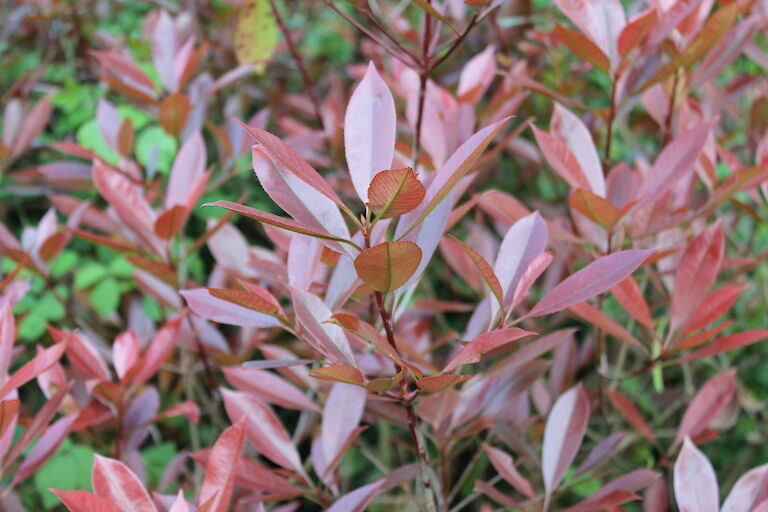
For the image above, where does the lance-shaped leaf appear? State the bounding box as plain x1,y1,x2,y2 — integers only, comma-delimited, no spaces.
132,316,182,386
542,384,590,496
676,369,737,445
683,283,747,335
345,62,396,203
292,288,356,365
1,305,14,378
607,390,656,443
0,342,67,397
484,445,536,498
554,0,626,66
611,276,654,330
154,205,188,240
221,388,303,473
553,24,610,72
309,365,365,387
92,455,157,512
551,103,605,197
165,131,206,209
367,168,425,218
326,480,385,512
446,235,504,311
495,211,548,311
181,288,284,328
680,330,768,363
321,383,367,464
328,313,405,368
529,249,653,318
199,418,246,512
203,200,359,250
354,241,422,292
617,9,657,57
674,438,719,512
224,366,318,411
208,288,282,318
443,328,536,373
532,125,592,191
159,93,190,137
670,222,724,334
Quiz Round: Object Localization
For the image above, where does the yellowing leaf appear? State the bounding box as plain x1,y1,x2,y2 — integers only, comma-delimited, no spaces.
354,241,422,292
367,168,426,218
568,188,620,229
234,0,279,73
208,288,282,317
309,365,365,386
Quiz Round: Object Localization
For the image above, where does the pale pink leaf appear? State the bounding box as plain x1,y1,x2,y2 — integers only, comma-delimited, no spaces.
551,103,605,196
542,384,590,494
92,455,157,512
674,438,719,512
152,11,178,92
326,480,385,512
484,445,536,498
166,131,205,209
223,366,318,412
180,288,283,328
554,0,626,65
721,463,768,512
113,331,141,381
676,369,736,445
344,62,396,203
321,383,367,463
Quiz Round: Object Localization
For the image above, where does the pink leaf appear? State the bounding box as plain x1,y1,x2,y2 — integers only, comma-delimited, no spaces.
166,131,206,209
0,305,14,379
321,383,367,464
529,250,653,317
680,330,768,363
132,316,182,386
554,0,626,65
223,366,318,412
511,251,554,309
168,490,190,512
532,125,592,191
674,437,719,512
220,388,303,473
113,331,141,381
152,11,178,92
181,288,283,328
291,288,355,365
92,454,157,512
443,328,536,373
344,62,396,203
670,222,724,333
326,480,385,512
551,103,605,196
612,276,654,330
51,490,124,512
676,369,737,444
0,342,66,397
683,283,746,335
199,417,246,512
542,384,590,495
721,463,768,512
484,445,536,498
458,45,497,103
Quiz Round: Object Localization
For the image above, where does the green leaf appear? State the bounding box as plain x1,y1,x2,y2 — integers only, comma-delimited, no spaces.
90,278,121,317
135,125,178,174
74,263,107,290
34,439,95,509
109,257,135,278
142,442,177,490
19,311,47,341
75,119,120,165
50,250,78,278
234,0,279,73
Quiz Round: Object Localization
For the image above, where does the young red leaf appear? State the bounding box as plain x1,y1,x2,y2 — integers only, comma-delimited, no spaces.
354,241,422,292
532,125,592,191
551,103,605,197
670,222,724,334
680,330,768,363
0,342,67,397
199,418,247,512
0,399,20,440
569,188,619,228
308,365,365,386
345,62,396,203
92,455,157,512
542,384,590,496
51,490,124,512
676,370,737,445
159,93,190,137
510,251,554,309
674,438,719,512
554,0,625,65
553,24,610,72
683,283,747,335
367,167,426,218
617,8,657,57
442,327,536,373
570,302,643,348
528,250,653,317
611,276,654,330
416,374,471,393
607,390,657,443
132,316,182,386
484,445,536,498
208,288,282,317
446,235,504,312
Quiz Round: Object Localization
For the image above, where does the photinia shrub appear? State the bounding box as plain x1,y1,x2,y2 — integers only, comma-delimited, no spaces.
1,0,767,510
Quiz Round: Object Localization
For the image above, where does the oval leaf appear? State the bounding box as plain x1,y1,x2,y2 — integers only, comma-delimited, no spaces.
368,168,425,218
354,241,422,292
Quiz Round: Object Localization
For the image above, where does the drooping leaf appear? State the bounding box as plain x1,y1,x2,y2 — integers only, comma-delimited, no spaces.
354,241,422,292
443,328,535,373
367,168,425,218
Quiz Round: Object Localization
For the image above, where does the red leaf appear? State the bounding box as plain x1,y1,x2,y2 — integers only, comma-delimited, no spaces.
446,235,504,311
676,370,737,445
674,437,719,512
670,222,725,333
532,125,592,191
561,490,640,512
542,384,590,495
442,327,535,373
618,8,657,57
345,62,397,203
154,205,188,240
683,283,747,334
570,302,643,348
132,316,182,386
367,168,426,218
199,418,247,512
511,251,553,309
354,241,422,292
612,276,654,330
607,390,656,443
553,24,610,71
51,490,124,512
680,330,768,363
92,455,157,512
0,342,67,397
529,250,653,317
309,365,365,386
569,189,618,228
416,374,472,392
